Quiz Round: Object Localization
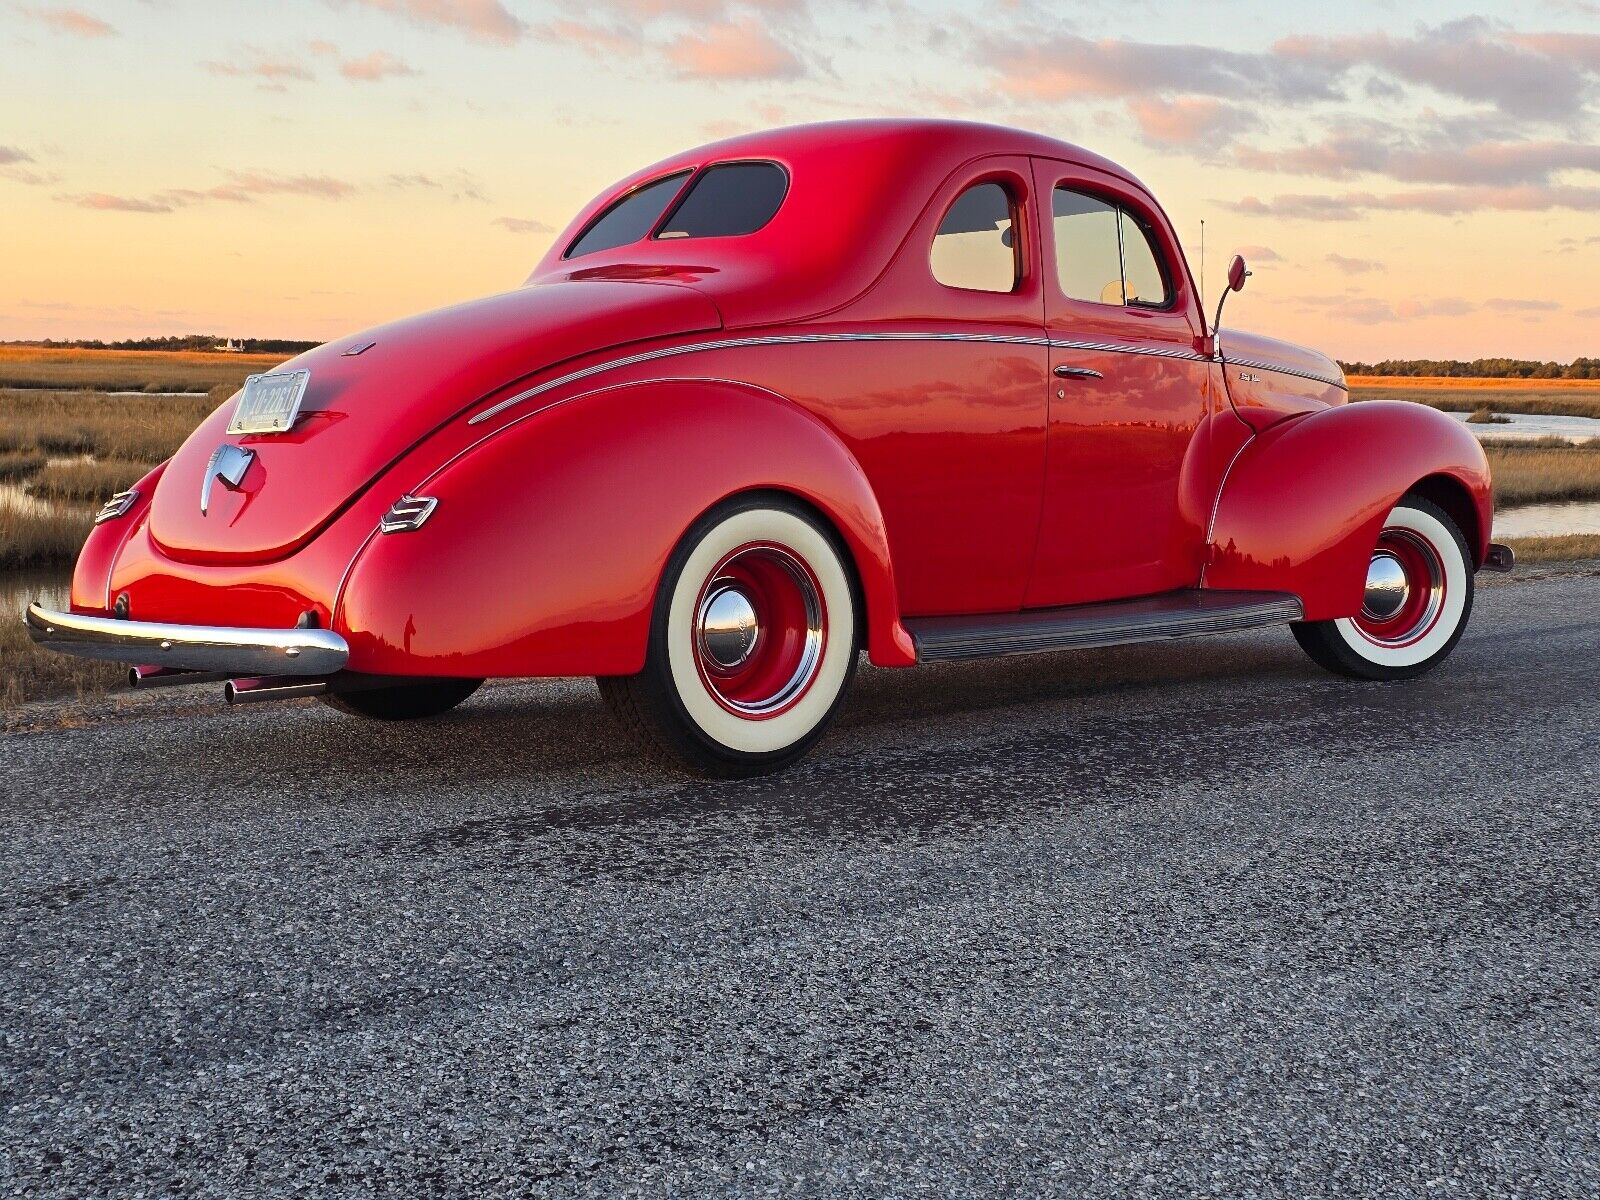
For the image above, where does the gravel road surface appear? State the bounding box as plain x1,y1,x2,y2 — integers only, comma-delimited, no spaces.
2,569,1597,1198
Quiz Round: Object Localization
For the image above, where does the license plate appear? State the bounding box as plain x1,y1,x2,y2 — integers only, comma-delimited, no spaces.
227,369,310,435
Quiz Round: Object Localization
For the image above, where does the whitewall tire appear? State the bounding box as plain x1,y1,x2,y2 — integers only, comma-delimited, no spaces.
1293,496,1474,681
599,495,859,776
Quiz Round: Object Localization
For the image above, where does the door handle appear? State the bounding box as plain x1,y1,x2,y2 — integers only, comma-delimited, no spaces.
1053,365,1104,380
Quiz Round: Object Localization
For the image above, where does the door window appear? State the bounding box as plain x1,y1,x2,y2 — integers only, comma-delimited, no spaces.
1052,186,1172,308
930,182,1019,293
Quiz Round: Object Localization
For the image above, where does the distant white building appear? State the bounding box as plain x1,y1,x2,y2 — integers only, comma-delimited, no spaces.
220,337,245,353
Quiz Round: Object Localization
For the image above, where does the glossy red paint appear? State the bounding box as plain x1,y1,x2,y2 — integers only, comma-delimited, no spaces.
64,119,1495,686
1206,401,1493,620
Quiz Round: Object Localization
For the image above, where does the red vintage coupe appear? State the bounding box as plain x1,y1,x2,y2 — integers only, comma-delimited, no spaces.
27,119,1509,775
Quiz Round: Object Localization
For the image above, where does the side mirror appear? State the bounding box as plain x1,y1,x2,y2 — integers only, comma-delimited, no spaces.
1227,253,1251,293
1211,254,1253,350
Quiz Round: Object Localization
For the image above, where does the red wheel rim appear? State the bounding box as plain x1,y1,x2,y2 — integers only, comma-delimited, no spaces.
691,542,827,719
1353,527,1446,648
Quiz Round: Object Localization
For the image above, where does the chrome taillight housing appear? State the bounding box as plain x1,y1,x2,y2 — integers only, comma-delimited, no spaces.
379,494,439,534
94,488,140,525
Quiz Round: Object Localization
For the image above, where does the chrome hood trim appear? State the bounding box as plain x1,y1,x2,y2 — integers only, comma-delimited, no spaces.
23,603,348,676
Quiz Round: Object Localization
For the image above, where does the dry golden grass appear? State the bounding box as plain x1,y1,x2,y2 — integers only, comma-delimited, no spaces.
0,345,282,393
0,504,95,570
1504,534,1600,563
0,613,122,710
1,389,220,459
29,458,153,504
1483,441,1600,505
1350,375,1600,391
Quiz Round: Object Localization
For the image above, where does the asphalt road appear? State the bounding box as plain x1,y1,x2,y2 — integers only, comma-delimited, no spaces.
2,568,1597,1198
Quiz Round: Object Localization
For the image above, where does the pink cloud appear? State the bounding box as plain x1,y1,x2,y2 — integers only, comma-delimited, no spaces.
666,19,803,81
24,6,115,37
1128,96,1257,147
1231,184,1600,220
340,51,419,81
493,216,554,233
1237,134,1600,188
1325,252,1383,274
329,0,526,44
1485,298,1562,312
205,59,315,83
1233,244,1282,262
0,146,34,166
541,19,642,58
60,192,175,214
1395,297,1477,318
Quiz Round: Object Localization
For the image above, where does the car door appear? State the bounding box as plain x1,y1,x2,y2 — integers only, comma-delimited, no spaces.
1023,158,1217,609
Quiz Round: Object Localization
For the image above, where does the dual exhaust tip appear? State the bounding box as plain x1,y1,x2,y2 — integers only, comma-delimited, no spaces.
128,665,328,704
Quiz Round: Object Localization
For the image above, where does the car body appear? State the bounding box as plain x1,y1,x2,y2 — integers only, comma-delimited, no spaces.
27,119,1508,774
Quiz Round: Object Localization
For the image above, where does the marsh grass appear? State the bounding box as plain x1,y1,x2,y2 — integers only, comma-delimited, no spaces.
1505,534,1600,563
1352,379,1600,421
0,614,121,710
1483,441,1600,505
30,458,154,504
0,504,95,569
0,345,282,393
1,389,221,460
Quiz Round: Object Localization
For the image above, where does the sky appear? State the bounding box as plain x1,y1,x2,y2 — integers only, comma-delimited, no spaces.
1,0,1597,362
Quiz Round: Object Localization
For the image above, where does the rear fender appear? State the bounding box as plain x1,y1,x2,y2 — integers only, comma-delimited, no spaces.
1206,401,1492,620
337,379,916,676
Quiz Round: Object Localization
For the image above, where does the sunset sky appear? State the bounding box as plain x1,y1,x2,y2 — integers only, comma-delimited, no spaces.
2,0,1597,361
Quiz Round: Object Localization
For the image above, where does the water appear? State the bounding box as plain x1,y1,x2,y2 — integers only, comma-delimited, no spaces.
2,567,71,614
1492,499,1600,540
1448,410,1600,443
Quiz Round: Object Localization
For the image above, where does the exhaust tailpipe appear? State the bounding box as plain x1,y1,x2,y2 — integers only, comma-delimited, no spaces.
128,665,232,689
224,677,329,705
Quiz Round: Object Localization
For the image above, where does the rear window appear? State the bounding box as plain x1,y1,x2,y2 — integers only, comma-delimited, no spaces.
655,161,788,240
565,170,690,259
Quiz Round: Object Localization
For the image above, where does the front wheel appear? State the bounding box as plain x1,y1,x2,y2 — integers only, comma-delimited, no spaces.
599,495,860,778
1292,496,1474,681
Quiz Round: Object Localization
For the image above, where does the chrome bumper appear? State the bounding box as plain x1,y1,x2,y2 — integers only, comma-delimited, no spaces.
23,603,349,677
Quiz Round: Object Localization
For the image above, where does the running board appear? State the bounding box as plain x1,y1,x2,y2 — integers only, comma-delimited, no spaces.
906,589,1304,663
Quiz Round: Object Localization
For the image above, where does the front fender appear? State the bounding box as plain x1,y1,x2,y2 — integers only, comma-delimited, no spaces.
1206,401,1492,620
337,379,916,676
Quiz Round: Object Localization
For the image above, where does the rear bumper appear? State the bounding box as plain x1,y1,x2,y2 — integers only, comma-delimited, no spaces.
23,603,349,676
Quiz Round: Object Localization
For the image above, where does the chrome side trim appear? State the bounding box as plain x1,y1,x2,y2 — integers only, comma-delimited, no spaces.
1050,337,1209,364
24,603,349,676
1222,354,1347,392
467,332,1057,425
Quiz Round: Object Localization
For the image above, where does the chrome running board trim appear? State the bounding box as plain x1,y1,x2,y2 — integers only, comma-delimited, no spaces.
24,603,349,676
906,589,1304,663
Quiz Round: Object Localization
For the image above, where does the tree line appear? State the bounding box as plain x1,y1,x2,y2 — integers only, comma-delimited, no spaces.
1338,357,1600,379
12,335,321,354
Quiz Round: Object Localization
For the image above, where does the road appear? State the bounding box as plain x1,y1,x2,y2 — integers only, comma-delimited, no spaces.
2,568,1597,1198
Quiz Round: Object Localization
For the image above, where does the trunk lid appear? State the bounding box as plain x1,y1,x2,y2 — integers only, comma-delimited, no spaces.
148,280,722,565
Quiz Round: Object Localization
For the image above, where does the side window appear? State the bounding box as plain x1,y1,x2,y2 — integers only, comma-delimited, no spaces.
655,161,788,240
1119,211,1171,307
565,170,690,259
1053,186,1173,308
930,182,1019,294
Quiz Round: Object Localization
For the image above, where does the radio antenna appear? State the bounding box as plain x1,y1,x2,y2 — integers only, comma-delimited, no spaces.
1199,219,1206,309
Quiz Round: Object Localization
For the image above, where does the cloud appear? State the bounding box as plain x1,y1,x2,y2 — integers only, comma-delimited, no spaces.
1229,184,1600,220
493,216,554,233
1238,130,1600,188
1485,297,1562,312
666,19,803,81
1576,305,1600,319
540,19,642,58
980,33,1340,103
1325,252,1383,274
60,192,176,213
1396,297,1477,318
60,171,360,214
340,51,419,81
1274,18,1600,120
1233,245,1282,262
328,0,526,44
24,6,115,37
1128,97,1257,147
205,59,315,84
388,171,486,202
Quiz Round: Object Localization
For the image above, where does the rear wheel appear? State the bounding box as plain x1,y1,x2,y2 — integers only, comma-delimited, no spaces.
599,495,859,777
1292,496,1473,681
322,678,483,720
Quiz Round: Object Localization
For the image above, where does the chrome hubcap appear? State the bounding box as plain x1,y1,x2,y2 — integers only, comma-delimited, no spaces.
1362,551,1410,621
697,585,760,669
